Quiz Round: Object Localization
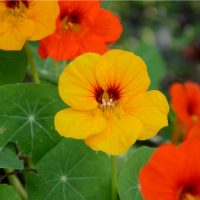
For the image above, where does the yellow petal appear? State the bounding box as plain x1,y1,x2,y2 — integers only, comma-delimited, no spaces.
85,113,143,155
54,108,106,139
124,90,169,140
0,17,34,50
27,0,59,40
59,53,101,110
96,49,150,102
0,4,8,34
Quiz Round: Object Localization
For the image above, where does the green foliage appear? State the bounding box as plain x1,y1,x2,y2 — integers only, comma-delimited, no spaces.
118,147,155,200
0,83,65,163
0,48,27,86
27,138,112,200
0,185,22,200
0,146,23,170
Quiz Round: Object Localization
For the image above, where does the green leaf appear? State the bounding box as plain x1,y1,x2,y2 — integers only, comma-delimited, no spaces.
118,147,155,200
27,139,112,200
133,42,167,89
0,146,23,170
0,48,27,86
0,83,65,163
0,184,22,200
28,42,66,84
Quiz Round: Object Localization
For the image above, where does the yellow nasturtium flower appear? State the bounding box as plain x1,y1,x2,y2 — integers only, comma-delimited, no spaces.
55,50,169,155
0,0,59,50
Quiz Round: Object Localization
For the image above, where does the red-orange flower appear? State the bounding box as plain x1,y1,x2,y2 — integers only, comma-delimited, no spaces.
38,1,122,61
170,81,200,141
139,140,200,200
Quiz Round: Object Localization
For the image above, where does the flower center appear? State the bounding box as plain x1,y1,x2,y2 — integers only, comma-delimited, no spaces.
61,13,81,31
5,0,29,9
3,0,29,20
95,85,121,111
191,115,199,123
182,193,200,200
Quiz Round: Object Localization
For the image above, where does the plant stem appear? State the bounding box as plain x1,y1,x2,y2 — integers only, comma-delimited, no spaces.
25,43,40,84
53,60,59,79
111,156,118,200
4,169,28,200
62,60,67,67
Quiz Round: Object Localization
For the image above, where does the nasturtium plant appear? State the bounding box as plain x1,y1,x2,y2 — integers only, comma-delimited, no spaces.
0,184,22,200
0,48,27,86
26,139,112,200
118,147,155,200
0,83,65,163
0,1,195,200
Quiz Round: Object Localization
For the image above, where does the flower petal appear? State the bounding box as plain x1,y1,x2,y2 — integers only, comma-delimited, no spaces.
170,82,200,126
125,90,169,140
96,50,150,102
58,53,100,110
38,33,80,61
85,113,143,155
0,18,34,50
55,108,106,139
92,8,122,44
27,1,59,40
185,122,200,140
79,34,107,56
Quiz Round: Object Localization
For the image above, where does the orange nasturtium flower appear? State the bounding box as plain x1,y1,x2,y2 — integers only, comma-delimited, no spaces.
54,50,169,155
139,140,200,200
0,0,59,50
170,81,200,141
38,1,122,61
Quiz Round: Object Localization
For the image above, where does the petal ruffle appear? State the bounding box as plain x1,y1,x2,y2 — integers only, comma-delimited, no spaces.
85,113,143,155
58,53,100,110
95,50,150,103
125,90,169,140
55,108,106,139
92,8,122,44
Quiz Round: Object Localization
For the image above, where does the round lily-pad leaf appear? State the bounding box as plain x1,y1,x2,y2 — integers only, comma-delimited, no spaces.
0,184,22,200
0,48,27,86
0,83,65,163
118,147,155,200
27,139,112,200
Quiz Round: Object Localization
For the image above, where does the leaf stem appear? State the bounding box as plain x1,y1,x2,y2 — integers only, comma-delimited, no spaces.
25,43,40,84
53,60,59,79
111,156,118,200
4,168,28,200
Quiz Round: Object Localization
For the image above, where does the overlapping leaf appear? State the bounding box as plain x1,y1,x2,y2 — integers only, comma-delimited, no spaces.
0,146,23,170
118,147,155,200
27,139,112,200
0,83,65,163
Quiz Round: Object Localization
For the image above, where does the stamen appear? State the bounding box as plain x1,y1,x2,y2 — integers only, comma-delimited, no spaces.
99,98,115,109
